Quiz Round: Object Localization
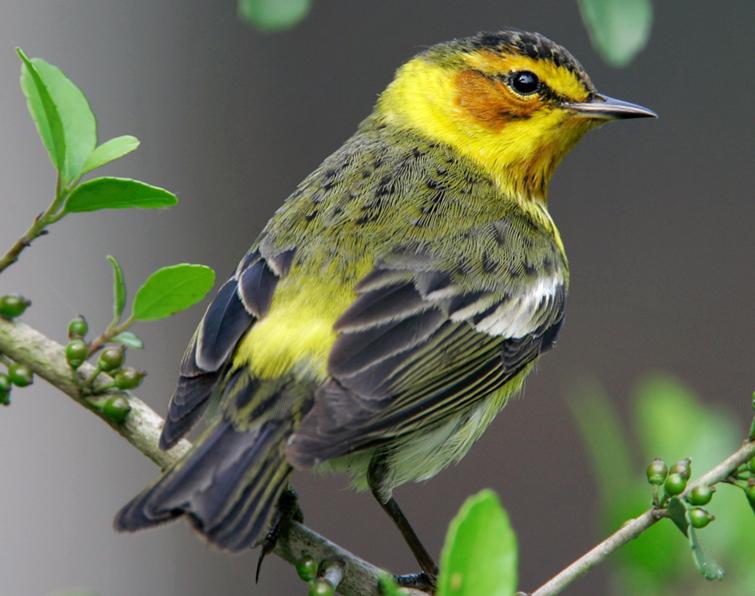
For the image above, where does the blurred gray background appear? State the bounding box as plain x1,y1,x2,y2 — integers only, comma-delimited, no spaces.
0,1,752,595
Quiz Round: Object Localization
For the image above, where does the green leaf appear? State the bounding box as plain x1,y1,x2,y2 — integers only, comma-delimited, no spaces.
238,0,311,31
112,331,143,350
577,0,653,67
438,489,517,596
81,135,140,174
377,574,402,596
64,177,177,213
666,497,688,536
685,511,725,581
105,255,127,321
132,264,215,322
18,50,96,182
17,48,66,173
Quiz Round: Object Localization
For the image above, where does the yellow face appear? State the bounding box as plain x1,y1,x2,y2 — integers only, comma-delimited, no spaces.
377,38,652,202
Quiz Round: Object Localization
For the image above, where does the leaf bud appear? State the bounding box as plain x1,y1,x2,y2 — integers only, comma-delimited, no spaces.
646,458,668,485
65,339,88,369
67,316,89,339
688,507,714,529
0,294,31,319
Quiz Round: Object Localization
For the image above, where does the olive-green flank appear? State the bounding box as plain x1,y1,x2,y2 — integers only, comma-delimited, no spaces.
114,30,655,585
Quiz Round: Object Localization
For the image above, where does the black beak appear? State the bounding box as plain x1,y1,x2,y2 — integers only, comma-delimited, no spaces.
567,94,657,120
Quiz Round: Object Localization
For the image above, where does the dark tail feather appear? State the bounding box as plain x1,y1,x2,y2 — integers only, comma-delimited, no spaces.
159,371,219,450
115,417,292,552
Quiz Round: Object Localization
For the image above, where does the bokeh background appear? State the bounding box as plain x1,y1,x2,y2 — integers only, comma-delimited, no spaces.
0,1,752,595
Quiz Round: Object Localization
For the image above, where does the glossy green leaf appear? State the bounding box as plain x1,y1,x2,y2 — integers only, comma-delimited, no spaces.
18,50,96,182
238,0,311,31
132,264,215,321
17,48,66,173
105,255,127,320
578,0,653,67
64,177,177,213
81,135,140,174
112,331,143,350
438,489,517,596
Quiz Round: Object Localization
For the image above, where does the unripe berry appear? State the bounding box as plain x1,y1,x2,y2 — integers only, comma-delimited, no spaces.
646,458,668,485
7,363,33,387
296,555,318,582
103,395,130,423
688,507,714,529
308,579,334,596
0,373,11,405
65,339,88,369
0,294,30,319
98,346,125,372
670,458,691,480
67,316,89,339
748,456,755,475
665,472,687,497
113,368,145,390
686,485,715,506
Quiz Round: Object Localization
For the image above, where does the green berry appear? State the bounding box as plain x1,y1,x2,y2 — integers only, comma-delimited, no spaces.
65,339,89,369
0,294,30,319
113,368,145,390
0,373,11,405
103,395,130,423
670,458,691,480
98,346,125,372
688,507,714,529
7,363,33,387
665,472,687,497
308,579,334,596
748,456,755,475
67,316,89,339
686,484,715,506
296,555,318,582
646,458,668,485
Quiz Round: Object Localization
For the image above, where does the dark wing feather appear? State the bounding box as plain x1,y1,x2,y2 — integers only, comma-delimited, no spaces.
159,247,294,450
288,249,566,468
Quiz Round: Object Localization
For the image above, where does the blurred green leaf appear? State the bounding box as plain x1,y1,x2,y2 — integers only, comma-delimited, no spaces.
438,489,517,596
238,0,311,31
377,573,402,596
81,135,140,174
112,331,143,350
106,255,127,321
132,264,215,321
64,177,177,213
577,0,653,67
568,380,635,504
18,50,96,182
17,48,66,174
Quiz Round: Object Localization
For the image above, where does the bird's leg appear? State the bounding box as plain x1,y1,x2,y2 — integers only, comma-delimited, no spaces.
255,485,303,583
368,457,438,588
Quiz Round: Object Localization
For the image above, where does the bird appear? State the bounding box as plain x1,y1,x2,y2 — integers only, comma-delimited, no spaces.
114,29,655,586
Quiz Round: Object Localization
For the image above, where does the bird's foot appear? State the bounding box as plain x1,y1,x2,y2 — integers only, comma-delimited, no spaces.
255,486,304,583
395,571,437,592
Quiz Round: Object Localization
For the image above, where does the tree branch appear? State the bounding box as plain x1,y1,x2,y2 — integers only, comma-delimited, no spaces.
1,316,752,596
528,439,755,596
0,317,428,596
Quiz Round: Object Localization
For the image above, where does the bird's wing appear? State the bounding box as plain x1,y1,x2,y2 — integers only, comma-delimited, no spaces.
287,222,567,468
159,247,295,449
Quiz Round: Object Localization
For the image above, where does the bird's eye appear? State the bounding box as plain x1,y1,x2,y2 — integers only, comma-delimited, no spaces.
510,71,540,95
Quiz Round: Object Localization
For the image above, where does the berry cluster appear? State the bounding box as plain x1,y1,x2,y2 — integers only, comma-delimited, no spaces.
646,457,717,529
0,294,34,405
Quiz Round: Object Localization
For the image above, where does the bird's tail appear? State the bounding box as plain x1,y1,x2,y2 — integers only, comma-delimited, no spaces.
114,374,297,552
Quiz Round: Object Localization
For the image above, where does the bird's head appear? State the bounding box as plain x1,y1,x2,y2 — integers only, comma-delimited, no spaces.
377,30,656,201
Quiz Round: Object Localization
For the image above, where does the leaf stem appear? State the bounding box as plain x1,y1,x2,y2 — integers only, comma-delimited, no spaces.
0,175,69,274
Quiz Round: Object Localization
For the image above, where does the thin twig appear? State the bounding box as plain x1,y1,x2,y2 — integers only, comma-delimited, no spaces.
0,317,428,596
529,439,755,596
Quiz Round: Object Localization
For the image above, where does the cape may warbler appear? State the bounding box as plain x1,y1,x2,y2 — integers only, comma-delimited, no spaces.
116,30,655,584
